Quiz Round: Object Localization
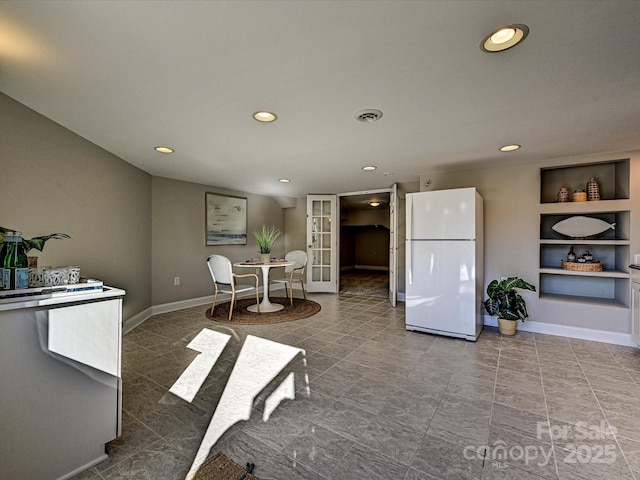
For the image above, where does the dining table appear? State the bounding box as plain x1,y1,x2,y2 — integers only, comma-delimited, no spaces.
233,259,295,313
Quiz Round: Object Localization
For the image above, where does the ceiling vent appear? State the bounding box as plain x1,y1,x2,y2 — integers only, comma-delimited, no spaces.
355,109,383,123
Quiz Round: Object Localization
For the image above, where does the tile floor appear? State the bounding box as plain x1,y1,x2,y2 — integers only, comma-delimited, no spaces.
73,293,640,480
340,270,389,298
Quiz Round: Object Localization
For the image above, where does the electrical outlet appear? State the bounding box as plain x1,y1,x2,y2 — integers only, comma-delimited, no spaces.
173,276,180,286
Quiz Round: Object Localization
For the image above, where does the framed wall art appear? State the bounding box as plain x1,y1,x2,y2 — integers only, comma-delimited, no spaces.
205,193,247,245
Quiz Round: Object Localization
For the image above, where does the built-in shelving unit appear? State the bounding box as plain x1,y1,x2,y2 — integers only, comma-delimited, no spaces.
539,159,631,307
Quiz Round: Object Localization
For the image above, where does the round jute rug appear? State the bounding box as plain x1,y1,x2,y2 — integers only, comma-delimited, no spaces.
206,297,321,325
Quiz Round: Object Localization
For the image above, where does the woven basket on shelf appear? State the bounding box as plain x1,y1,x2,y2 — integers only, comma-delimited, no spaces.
561,260,603,272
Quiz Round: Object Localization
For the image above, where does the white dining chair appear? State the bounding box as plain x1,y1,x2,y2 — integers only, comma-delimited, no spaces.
207,255,260,320
270,250,307,305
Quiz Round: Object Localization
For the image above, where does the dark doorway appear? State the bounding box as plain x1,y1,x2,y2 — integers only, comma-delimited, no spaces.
339,193,390,298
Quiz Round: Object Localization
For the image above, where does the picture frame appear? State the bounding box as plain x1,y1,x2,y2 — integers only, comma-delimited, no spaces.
205,193,247,245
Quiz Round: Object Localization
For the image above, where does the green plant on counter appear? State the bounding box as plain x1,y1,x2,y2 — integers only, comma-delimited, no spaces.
253,225,281,254
483,276,536,321
0,226,71,254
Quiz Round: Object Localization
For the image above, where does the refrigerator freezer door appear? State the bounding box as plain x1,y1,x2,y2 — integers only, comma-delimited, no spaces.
406,240,478,339
407,188,477,240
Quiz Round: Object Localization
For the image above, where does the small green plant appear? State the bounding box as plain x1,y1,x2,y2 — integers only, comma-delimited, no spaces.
483,277,536,322
253,225,281,254
0,226,71,254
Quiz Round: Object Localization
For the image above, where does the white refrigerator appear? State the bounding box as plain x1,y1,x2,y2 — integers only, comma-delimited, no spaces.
405,187,484,341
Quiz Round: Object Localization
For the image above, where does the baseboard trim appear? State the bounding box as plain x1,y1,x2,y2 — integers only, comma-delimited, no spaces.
123,307,153,335
124,285,288,333
483,315,637,347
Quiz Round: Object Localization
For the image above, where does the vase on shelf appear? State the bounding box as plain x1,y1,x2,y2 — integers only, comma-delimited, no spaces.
587,177,600,201
557,187,569,202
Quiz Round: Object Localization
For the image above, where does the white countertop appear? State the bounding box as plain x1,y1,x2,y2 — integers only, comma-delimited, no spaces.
0,285,125,312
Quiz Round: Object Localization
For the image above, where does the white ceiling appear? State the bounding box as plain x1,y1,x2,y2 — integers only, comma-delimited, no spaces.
1,1,639,198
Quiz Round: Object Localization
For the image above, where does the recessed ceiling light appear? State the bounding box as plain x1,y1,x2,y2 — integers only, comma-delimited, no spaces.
253,111,277,122
500,144,521,152
279,178,291,183
368,201,382,207
154,146,174,154
481,24,529,52
362,166,377,171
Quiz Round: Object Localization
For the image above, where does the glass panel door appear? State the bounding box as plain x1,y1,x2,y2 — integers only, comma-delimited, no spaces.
389,183,398,307
306,195,337,293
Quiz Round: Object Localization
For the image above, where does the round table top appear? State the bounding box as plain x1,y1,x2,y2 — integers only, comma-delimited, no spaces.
234,260,295,267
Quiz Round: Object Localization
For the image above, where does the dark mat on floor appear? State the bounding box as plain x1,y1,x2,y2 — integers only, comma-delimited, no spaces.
206,297,321,324
184,452,258,480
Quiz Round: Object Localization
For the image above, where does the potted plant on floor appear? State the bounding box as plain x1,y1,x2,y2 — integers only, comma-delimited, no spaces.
253,225,281,264
483,276,536,335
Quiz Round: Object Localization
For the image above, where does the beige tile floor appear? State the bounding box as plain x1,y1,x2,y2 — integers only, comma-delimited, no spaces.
73,293,640,479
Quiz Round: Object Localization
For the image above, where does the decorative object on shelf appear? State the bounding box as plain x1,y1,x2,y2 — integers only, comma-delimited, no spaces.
583,250,594,262
0,226,71,274
557,187,570,202
551,216,615,238
44,268,68,287
483,277,536,335
253,225,281,264
1,231,28,289
561,260,603,272
0,227,71,254
572,189,587,202
567,246,576,262
587,177,600,201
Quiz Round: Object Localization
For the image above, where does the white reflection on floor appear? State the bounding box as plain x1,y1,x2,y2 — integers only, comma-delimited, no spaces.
169,329,231,403
173,331,304,480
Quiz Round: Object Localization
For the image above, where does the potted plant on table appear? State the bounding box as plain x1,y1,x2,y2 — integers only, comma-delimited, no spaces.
1,227,71,266
253,225,281,264
483,276,536,335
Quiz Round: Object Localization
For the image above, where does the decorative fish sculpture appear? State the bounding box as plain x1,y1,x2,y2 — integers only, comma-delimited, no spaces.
552,216,615,238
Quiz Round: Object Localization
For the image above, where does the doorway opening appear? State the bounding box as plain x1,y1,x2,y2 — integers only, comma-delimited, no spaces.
339,192,391,298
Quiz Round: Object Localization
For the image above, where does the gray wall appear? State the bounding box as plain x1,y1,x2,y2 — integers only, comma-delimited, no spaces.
284,198,307,252
7,90,637,335
151,177,285,305
0,93,152,320
420,151,640,333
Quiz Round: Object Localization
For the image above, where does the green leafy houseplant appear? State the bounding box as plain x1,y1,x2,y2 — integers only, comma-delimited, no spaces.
253,225,281,254
0,226,71,254
483,277,536,322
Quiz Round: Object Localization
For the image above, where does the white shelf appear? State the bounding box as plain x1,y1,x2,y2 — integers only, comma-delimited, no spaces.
539,267,629,279
540,239,629,245
539,292,628,308
539,159,631,307
539,199,631,214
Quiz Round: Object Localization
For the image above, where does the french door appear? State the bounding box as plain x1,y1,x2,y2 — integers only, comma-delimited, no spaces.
389,184,398,307
306,195,338,293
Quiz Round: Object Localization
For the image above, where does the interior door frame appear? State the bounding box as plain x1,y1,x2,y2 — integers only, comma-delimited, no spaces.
337,186,398,306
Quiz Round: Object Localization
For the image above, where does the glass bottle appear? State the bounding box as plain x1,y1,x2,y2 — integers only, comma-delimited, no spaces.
567,246,576,262
3,231,29,289
0,232,11,290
